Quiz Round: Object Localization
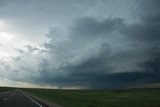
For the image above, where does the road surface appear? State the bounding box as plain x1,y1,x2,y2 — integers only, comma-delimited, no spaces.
0,89,48,107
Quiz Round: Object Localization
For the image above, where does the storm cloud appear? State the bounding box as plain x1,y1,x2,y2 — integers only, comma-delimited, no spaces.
0,0,160,89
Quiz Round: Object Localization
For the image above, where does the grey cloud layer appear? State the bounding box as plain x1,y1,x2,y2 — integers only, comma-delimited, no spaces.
36,8,160,88
0,0,160,89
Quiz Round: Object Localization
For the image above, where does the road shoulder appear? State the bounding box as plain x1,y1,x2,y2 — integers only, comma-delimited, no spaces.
23,91,62,107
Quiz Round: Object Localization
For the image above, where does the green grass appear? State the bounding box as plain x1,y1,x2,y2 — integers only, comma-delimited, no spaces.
0,87,16,93
22,88,160,107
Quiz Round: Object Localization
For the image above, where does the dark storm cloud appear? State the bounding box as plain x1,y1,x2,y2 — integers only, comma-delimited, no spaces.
138,0,160,16
34,54,159,89
71,17,124,37
33,0,160,89
36,37,159,89
122,15,160,43
31,18,127,88
117,0,160,87
126,0,160,43
2,0,160,89
121,0,160,71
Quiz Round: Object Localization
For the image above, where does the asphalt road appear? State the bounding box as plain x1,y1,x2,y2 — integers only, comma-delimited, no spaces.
0,89,48,107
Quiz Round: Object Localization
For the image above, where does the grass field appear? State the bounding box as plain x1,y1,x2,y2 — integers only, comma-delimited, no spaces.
22,88,160,107
0,87,16,93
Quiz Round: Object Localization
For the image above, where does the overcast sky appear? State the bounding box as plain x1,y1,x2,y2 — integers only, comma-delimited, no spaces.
0,0,160,89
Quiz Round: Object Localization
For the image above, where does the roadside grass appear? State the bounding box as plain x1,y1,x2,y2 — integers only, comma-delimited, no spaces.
22,88,160,107
0,87,16,93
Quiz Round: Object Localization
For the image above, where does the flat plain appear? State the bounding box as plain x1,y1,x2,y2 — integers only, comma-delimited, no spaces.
0,87,160,107
21,88,160,107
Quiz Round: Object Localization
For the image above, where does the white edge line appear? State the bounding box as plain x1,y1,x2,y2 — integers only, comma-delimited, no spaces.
2,91,16,102
3,98,8,102
23,93,42,107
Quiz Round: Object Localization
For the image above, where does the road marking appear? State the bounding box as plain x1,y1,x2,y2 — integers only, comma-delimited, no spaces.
23,93,42,107
3,98,8,102
2,91,16,102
